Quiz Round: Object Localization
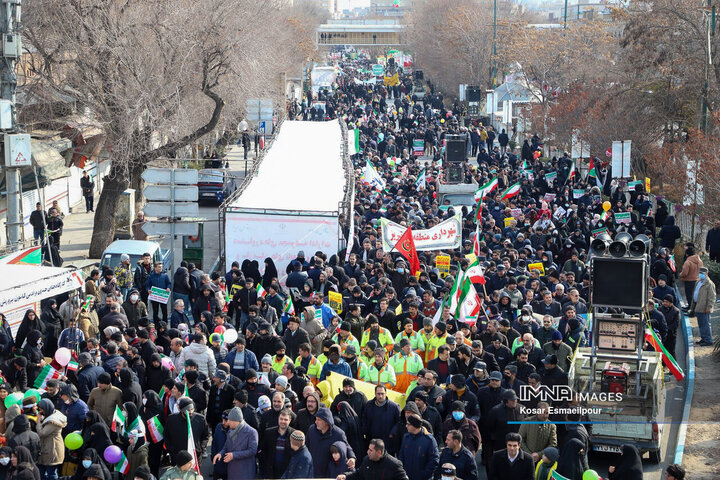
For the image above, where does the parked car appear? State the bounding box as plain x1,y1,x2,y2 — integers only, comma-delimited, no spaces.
198,169,236,204
100,239,173,272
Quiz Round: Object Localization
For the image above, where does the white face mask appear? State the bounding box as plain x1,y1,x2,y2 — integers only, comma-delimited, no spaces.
442,476,453,480
0,458,9,465
142,398,147,405
130,294,139,302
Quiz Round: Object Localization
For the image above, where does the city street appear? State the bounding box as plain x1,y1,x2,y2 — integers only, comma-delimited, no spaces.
1,1,716,480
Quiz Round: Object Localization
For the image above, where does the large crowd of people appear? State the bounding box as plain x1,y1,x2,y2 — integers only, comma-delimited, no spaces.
0,52,700,480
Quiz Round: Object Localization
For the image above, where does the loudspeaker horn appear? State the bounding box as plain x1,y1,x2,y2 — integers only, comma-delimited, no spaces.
609,232,633,258
590,232,612,256
629,234,651,257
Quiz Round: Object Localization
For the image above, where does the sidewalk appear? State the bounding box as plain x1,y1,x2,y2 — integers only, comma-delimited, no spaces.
60,196,99,264
680,307,720,479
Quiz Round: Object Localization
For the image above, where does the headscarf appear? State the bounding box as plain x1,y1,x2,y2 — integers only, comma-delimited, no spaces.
123,402,139,429
72,448,111,480
84,422,112,456
140,391,163,422
556,438,588,480
11,445,40,480
609,444,643,480
262,258,278,289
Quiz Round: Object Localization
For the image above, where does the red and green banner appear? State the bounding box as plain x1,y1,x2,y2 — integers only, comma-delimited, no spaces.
645,327,684,381
0,246,42,265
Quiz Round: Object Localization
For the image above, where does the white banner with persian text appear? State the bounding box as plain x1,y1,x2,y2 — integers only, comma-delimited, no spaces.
381,213,462,252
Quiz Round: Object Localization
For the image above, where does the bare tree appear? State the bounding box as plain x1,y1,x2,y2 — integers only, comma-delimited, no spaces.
23,0,319,256
404,0,520,94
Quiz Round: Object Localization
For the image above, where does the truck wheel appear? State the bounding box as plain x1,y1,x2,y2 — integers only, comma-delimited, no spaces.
649,449,662,464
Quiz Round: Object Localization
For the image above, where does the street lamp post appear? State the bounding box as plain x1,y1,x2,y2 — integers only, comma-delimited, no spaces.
564,0,568,29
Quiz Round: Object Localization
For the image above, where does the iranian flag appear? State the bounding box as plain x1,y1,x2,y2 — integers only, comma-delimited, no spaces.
587,157,602,188
466,258,486,285
348,129,360,156
457,287,481,326
147,416,164,443
66,361,79,372
668,254,676,273
111,405,126,433
256,284,267,298
186,414,200,473
473,223,481,256
521,159,529,170
453,271,481,325
158,386,167,402
500,182,521,200
600,210,610,222
446,264,465,315
645,328,685,381
283,296,295,316
551,471,571,480
259,135,265,150
33,365,61,389
115,452,130,475
568,162,576,180
474,177,498,202
415,168,426,191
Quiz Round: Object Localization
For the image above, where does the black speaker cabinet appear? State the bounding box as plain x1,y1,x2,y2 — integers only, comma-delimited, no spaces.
590,256,648,310
446,139,466,163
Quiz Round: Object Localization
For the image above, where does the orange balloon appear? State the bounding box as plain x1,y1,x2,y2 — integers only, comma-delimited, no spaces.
602,201,611,212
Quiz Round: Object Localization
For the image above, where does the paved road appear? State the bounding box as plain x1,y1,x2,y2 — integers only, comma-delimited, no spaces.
587,331,687,479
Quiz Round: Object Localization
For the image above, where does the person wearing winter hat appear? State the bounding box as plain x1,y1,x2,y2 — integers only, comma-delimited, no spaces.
541,329,573,373
164,397,210,467
159,450,198,480
535,446,559,480
133,465,155,480
212,406,257,479
425,321,448,364
283,430,313,479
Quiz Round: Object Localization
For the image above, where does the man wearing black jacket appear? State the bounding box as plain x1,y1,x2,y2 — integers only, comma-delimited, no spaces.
206,370,236,430
29,202,47,244
259,408,295,479
339,439,408,480
164,398,210,465
427,345,458,385
488,432,534,480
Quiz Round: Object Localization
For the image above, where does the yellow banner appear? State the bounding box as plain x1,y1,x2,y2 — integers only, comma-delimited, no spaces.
504,217,513,227
326,372,407,409
528,262,545,275
465,253,477,264
328,291,343,314
384,73,399,87
230,284,243,297
645,177,651,193
436,255,450,278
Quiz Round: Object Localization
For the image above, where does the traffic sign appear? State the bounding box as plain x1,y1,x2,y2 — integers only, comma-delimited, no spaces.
142,222,198,236
143,185,198,202
142,168,198,185
372,64,384,76
4,134,31,167
143,202,199,218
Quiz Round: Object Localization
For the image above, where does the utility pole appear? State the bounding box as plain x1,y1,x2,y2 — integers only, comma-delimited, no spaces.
493,0,497,87
1,0,23,246
701,0,716,133
564,0,568,29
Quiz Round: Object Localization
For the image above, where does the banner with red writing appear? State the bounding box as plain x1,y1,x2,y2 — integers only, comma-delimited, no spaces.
380,213,462,252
